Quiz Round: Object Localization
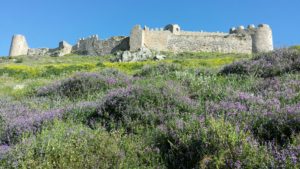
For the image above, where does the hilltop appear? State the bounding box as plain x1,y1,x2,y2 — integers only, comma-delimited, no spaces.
0,49,300,168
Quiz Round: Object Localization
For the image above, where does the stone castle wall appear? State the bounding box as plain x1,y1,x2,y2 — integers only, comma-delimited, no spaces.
8,23,273,57
130,24,273,54
166,33,252,53
143,30,170,51
9,35,129,57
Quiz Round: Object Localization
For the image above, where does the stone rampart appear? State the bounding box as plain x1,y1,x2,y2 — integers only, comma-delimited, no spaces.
8,23,273,57
129,24,273,54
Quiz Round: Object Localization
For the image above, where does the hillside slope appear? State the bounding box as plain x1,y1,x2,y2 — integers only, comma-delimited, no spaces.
1,51,300,168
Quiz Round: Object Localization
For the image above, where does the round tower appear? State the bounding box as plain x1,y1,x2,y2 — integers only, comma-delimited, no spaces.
252,24,273,53
164,24,181,35
9,34,29,56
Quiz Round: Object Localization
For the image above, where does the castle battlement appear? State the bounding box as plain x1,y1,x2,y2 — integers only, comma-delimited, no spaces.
8,23,273,57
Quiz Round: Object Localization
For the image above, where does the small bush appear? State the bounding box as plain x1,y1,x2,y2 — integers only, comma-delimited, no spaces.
12,58,23,63
134,63,183,77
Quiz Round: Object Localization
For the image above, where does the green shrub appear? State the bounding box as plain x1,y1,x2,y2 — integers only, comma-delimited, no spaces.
12,58,23,63
1,121,163,169
134,63,182,77
290,45,300,52
199,118,272,168
155,117,272,169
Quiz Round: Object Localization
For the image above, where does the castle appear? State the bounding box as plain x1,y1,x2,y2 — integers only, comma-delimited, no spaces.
9,23,273,57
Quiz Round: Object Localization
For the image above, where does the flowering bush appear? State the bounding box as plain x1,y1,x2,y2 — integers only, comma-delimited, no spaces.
206,77,300,145
0,98,64,145
96,81,199,131
155,117,272,169
221,49,300,77
37,69,131,98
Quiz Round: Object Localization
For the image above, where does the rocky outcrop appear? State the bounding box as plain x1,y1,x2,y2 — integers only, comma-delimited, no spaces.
72,36,129,56
28,48,50,56
115,47,166,62
27,41,72,57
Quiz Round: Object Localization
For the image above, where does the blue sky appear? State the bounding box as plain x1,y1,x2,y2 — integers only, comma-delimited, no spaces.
0,0,299,56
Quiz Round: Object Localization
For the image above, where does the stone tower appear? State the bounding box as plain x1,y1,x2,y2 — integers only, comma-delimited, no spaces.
130,25,144,51
9,34,29,56
252,24,273,53
164,24,181,35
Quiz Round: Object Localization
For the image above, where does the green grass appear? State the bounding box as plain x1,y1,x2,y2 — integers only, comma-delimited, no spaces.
0,52,249,98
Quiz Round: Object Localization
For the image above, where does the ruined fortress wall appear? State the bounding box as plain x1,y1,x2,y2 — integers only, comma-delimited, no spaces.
9,24,273,57
166,33,252,53
134,29,253,54
130,24,273,54
73,35,129,56
143,30,171,51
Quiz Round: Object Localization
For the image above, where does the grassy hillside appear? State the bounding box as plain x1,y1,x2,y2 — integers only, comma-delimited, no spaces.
0,50,300,168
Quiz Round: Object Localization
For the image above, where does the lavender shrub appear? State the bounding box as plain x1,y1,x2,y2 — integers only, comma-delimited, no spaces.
96,81,199,131
206,77,300,145
221,49,300,77
37,68,131,98
0,98,65,145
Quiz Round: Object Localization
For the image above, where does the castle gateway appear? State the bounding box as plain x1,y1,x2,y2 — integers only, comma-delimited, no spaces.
9,24,273,57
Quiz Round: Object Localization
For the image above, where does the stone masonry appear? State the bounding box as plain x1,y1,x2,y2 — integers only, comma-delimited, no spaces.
130,24,273,54
9,35,29,56
8,23,273,57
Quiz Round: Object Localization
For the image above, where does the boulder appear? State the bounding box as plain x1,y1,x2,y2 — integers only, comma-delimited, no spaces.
154,54,166,60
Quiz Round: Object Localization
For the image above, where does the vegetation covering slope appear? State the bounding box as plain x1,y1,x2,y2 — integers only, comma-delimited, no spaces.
0,50,300,168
